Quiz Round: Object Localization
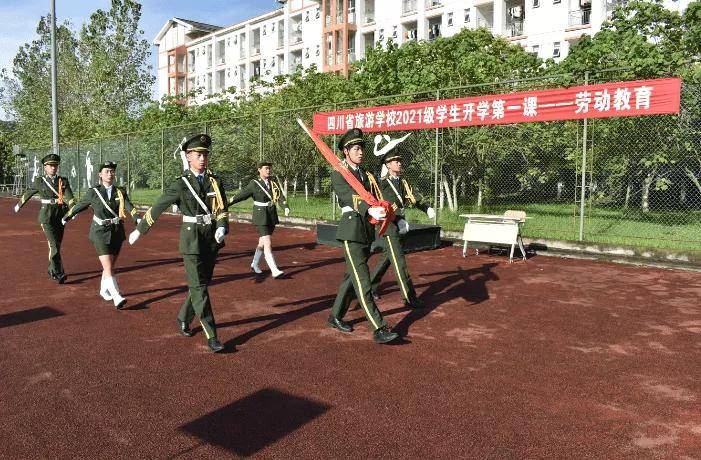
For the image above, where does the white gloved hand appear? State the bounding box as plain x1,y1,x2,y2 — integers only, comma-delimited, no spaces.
128,229,140,245
13,204,20,213
398,219,409,235
368,206,387,221
61,217,69,226
215,226,226,244
284,207,290,217
427,207,436,219
136,218,142,225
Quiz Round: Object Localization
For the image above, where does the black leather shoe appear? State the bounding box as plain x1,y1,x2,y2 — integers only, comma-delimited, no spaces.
404,298,426,309
208,338,225,353
372,291,381,301
115,299,127,310
55,273,67,284
177,320,194,337
327,315,353,333
373,327,399,344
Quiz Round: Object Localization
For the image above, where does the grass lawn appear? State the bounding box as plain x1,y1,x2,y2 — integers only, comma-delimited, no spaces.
126,188,701,253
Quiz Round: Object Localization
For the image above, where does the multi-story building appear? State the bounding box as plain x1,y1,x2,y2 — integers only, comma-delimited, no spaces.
153,0,691,104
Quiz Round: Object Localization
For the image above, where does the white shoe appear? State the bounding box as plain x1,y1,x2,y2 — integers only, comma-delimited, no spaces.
105,276,127,309
251,248,263,274
99,278,113,301
264,250,283,278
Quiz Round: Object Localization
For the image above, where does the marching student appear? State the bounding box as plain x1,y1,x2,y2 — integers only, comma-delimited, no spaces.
229,161,290,278
13,153,76,284
128,134,229,353
62,161,140,309
370,145,435,308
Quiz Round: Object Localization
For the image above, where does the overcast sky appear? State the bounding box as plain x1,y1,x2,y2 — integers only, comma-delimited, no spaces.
0,0,274,119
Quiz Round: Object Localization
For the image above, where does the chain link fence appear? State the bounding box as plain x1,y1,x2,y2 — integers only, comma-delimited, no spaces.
14,73,701,252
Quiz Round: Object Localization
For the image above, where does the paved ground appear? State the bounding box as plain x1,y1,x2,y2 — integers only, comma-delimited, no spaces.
2,197,701,458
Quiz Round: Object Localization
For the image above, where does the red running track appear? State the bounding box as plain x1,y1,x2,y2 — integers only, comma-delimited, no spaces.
1,197,701,458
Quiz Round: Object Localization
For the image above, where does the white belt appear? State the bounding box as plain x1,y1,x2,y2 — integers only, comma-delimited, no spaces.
93,215,121,225
41,199,58,204
341,206,355,214
253,201,271,207
182,214,213,225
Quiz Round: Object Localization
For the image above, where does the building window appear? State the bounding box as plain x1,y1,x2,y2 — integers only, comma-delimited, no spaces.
305,10,310,22
464,8,470,23
316,44,320,56
392,25,398,40
531,44,540,56
378,29,384,42
553,0,561,4
263,25,267,35
533,0,540,7
553,41,561,57
447,12,453,27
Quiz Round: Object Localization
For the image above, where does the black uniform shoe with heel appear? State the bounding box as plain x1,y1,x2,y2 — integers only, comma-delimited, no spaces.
177,320,194,337
373,327,399,344
327,315,353,333
404,298,425,309
208,338,225,353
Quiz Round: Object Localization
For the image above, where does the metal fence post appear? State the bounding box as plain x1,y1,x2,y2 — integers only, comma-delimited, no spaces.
332,103,338,221
76,142,81,198
259,113,263,162
161,128,165,192
126,133,131,190
433,90,440,225
578,72,589,241
76,140,81,197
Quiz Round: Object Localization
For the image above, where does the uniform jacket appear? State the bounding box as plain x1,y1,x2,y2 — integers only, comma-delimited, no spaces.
331,162,379,245
377,174,431,238
17,175,76,224
229,177,289,227
136,169,229,255
64,185,139,245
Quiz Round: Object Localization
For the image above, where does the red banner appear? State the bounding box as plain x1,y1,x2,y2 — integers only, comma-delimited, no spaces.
313,77,681,134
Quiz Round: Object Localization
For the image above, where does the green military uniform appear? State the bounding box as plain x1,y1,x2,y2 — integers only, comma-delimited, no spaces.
63,164,140,256
329,129,394,338
15,154,76,283
229,169,289,236
369,153,432,307
135,135,229,346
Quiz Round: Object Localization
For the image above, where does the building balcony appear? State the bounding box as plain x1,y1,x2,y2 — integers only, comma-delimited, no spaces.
505,19,523,37
568,9,591,26
476,17,492,29
402,0,417,15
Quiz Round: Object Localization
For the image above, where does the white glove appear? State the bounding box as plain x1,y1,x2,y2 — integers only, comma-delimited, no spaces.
13,204,19,213
398,219,409,235
427,207,436,219
215,227,226,244
284,207,290,217
128,229,140,245
61,217,69,226
136,218,142,225
368,206,387,221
